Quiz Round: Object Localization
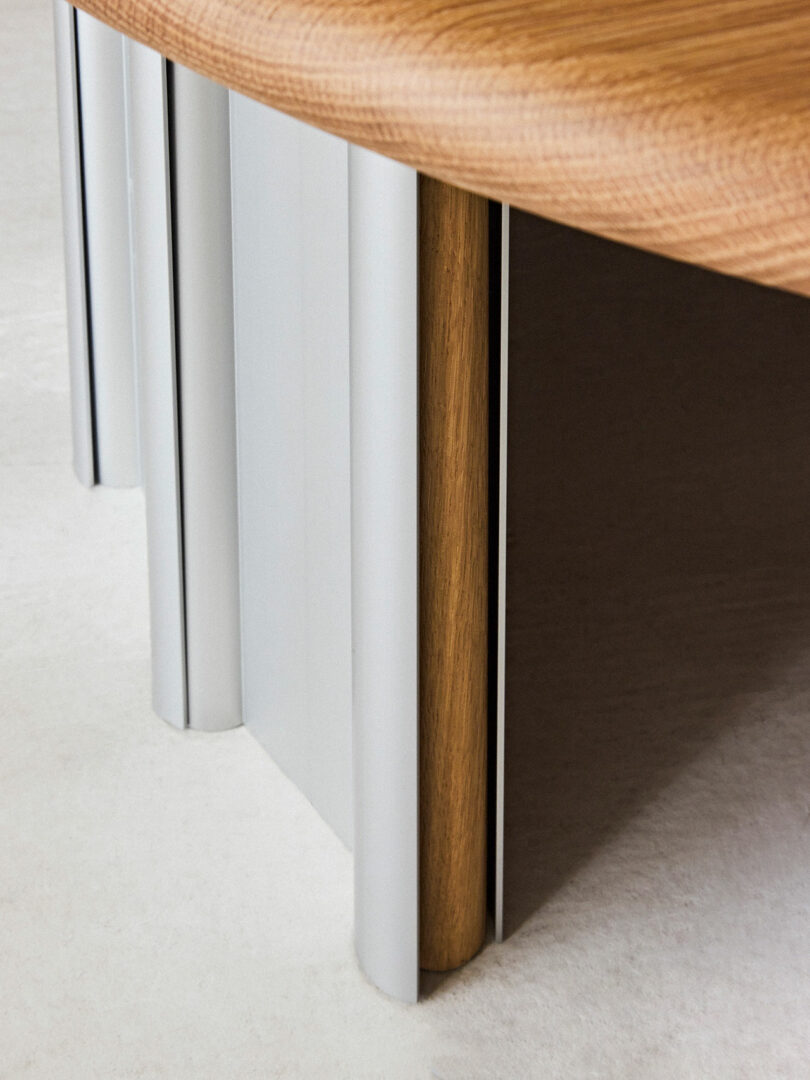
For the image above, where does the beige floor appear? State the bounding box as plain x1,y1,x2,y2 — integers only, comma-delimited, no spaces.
2,2,809,1077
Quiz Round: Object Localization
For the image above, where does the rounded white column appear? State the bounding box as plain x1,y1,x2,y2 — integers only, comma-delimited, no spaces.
52,1,95,488
349,145,419,1004
170,64,242,733
75,11,140,487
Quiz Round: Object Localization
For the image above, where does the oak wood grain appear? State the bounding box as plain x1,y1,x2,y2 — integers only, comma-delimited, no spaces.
419,176,489,972
72,0,810,297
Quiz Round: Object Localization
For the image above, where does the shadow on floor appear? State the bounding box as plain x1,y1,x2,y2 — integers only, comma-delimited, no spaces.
502,211,810,936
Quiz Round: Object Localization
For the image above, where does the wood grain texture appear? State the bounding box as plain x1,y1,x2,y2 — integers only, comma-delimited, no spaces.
419,176,488,972
73,0,810,297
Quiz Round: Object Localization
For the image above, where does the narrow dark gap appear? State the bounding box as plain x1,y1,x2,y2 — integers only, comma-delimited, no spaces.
486,199,502,921
72,8,100,484
165,60,191,729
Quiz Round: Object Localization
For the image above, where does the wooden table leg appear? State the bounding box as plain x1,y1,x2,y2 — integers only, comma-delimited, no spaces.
419,176,489,972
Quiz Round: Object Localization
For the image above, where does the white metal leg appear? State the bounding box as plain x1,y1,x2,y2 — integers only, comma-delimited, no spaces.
126,56,242,732
74,11,140,487
349,145,419,1003
58,20,501,994
230,94,353,845
170,64,242,732
52,1,95,488
126,40,187,729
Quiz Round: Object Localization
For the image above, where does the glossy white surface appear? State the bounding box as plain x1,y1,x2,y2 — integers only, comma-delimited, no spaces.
74,10,139,486
171,64,242,732
126,40,187,730
349,145,419,1004
52,2,94,487
230,94,353,846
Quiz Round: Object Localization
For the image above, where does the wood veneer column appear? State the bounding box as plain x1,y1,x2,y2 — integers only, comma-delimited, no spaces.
419,176,489,972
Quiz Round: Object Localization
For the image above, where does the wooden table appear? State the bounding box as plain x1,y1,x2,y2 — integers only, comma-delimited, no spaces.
57,0,810,1001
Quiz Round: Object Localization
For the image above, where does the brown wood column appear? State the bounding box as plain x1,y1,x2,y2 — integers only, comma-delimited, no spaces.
419,176,489,972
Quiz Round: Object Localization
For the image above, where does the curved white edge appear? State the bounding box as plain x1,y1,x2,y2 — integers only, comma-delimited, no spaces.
230,93,353,845
349,145,419,1004
126,40,187,730
171,65,242,732
494,203,509,943
52,2,95,488
74,12,140,487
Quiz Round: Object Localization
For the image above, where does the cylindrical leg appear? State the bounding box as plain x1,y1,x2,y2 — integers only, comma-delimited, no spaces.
52,1,95,488
171,65,242,732
74,11,140,487
349,145,420,1004
418,176,489,972
127,56,242,733
126,40,187,730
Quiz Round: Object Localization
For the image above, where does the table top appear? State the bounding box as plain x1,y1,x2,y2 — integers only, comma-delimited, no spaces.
74,0,810,297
